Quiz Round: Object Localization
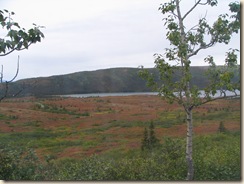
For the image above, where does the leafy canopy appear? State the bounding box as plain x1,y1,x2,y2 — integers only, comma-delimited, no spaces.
139,0,240,109
0,9,44,56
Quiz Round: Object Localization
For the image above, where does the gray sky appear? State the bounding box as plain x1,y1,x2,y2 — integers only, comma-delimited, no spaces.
0,0,240,80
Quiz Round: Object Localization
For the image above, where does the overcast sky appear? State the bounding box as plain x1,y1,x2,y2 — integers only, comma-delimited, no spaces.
0,0,240,80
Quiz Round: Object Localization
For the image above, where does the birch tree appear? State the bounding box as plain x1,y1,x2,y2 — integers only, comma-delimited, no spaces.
139,0,240,180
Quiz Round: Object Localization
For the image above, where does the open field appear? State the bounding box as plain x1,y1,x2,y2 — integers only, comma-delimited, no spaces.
0,95,240,161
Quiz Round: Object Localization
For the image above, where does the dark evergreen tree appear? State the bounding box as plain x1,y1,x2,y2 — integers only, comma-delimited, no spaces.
141,122,160,151
218,121,227,133
149,122,160,150
141,127,149,151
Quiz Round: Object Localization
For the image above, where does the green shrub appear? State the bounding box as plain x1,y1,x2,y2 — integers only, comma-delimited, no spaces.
0,132,240,181
218,121,227,133
0,150,15,180
53,156,111,180
193,132,240,180
0,147,45,180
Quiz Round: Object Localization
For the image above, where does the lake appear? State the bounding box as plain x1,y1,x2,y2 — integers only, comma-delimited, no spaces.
59,90,240,98
59,92,158,98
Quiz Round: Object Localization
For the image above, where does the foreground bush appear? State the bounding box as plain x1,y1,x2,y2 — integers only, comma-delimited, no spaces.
0,147,44,180
0,132,240,181
193,132,240,180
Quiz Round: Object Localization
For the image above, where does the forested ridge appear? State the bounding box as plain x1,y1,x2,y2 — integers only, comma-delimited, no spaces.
2,66,239,97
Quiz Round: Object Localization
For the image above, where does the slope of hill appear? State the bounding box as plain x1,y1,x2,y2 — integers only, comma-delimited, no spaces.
1,66,239,97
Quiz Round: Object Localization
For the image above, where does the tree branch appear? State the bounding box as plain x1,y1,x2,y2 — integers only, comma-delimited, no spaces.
198,0,209,5
0,56,20,101
0,48,17,57
187,41,214,58
170,10,179,19
182,0,201,21
0,43,32,57
186,24,200,33
8,55,19,83
197,94,240,107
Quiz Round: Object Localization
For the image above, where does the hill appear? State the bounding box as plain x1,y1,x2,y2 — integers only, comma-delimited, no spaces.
1,66,239,97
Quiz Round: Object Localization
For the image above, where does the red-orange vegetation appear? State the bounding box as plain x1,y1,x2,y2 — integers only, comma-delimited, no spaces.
0,95,240,159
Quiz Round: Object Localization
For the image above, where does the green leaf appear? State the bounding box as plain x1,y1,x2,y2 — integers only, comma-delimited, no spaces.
208,0,218,6
0,9,44,56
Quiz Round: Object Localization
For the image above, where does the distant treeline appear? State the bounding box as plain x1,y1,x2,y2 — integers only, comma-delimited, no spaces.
1,66,240,97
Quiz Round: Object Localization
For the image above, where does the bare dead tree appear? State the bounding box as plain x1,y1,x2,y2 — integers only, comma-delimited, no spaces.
0,56,21,101
0,65,3,83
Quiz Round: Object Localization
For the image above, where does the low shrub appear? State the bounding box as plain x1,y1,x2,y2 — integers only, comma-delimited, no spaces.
0,147,44,180
0,131,240,181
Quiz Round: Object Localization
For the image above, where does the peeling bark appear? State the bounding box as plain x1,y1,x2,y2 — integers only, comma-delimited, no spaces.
186,108,194,180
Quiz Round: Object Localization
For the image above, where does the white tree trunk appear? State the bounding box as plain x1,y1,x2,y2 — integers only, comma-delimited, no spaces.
186,108,194,180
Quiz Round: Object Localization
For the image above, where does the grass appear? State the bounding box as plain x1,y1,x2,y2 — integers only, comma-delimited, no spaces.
2,131,239,180
0,114,18,121
23,121,42,127
0,95,241,181
194,110,239,121
34,102,84,116
82,140,99,150
0,96,240,164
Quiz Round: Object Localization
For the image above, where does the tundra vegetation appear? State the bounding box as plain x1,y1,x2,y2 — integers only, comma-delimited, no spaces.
0,96,240,180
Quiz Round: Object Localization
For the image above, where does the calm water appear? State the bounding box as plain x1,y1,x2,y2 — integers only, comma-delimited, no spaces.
59,90,240,98
60,92,158,98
